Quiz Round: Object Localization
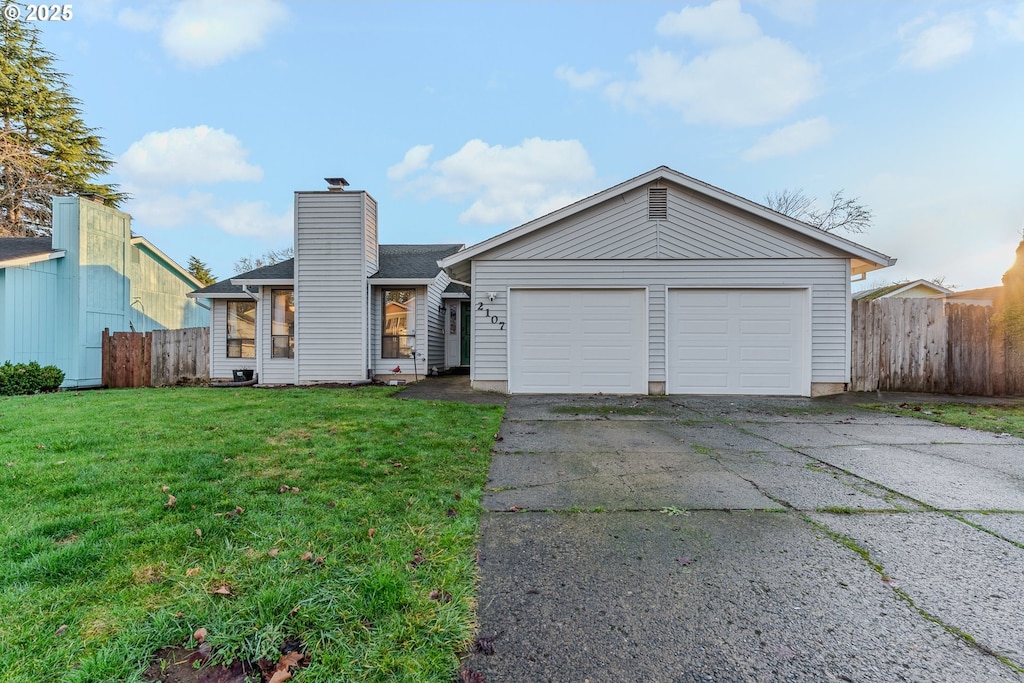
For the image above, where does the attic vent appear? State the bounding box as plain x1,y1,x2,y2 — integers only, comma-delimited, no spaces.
648,188,668,220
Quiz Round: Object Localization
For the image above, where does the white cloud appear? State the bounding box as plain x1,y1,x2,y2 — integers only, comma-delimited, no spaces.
398,138,596,225
656,0,761,44
750,0,817,26
899,13,975,70
987,3,1024,41
554,65,610,90
119,126,263,187
387,144,434,181
117,0,287,68
205,201,292,239
606,40,820,127
742,116,833,161
602,1,820,127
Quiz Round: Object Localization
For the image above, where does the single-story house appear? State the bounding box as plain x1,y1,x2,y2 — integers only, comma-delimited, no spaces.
193,167,896,396
0,196,210,387
945,286,1001,307
853,279,952,301
190,178,465,385
440,166,895,397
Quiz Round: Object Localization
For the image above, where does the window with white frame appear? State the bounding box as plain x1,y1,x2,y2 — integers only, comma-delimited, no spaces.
226,300,256,358
382,289,416,358
271,289,294,359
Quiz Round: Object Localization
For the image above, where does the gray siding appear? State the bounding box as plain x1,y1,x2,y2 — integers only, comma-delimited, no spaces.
258,285,294,384
471,259,851,387
365,197,378,277
369,285,428,378
485,184,841,261
210,300,256,381
294,191,373,383
426,272,449,369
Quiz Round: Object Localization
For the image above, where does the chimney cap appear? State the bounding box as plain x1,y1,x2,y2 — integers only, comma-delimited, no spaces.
325,177,350,190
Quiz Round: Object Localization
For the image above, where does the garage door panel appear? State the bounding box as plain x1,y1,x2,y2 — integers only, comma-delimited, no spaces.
669,289,807,396
510,289,646,394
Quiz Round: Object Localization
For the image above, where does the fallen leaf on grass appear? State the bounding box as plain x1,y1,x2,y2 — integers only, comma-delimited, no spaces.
429,589,452,603
195,528,202,538
193,627,207,644
186,567,201,577
446,508,458,518
268,652,305,683
409,549,426,568
161,485,170,492
211,584,233,596
164,495,177,508
300,552,313,562
54,624,68,636
268,548,280,558
368,527,376,539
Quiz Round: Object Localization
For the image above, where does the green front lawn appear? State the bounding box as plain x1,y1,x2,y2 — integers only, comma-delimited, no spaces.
0,387,503,682
864,402,1024,435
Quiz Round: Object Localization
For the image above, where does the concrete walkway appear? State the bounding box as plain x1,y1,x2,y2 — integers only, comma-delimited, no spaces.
463,394,1024,682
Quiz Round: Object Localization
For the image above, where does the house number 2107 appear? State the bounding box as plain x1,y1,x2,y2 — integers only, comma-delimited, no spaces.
477,301,505,330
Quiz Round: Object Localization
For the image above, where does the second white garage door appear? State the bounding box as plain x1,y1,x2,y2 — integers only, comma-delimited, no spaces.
509,289,646,394
667,289,809,396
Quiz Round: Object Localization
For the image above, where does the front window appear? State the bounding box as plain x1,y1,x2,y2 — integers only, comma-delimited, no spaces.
271,289,294,359
382,289,416,358
226,301,256,358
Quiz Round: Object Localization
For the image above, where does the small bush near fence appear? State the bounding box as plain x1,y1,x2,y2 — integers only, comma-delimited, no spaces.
0,361,65,396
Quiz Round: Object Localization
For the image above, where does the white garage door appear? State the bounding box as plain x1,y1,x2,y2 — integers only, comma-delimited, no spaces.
509,289,646,394
668,289,808,396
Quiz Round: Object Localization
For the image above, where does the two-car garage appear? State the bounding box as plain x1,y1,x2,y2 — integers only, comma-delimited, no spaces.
508,288,809,396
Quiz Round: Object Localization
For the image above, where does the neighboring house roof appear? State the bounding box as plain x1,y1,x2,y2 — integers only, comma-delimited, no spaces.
0,236,65,268
853,279,953,301
439,166,896,278
371,244,463,280
946,286,1002,305
190,259,295,298
442,282,471,298
130,235,203,288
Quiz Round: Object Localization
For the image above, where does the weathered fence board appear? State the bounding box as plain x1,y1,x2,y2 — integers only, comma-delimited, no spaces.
101,327,209,388
851,299,1023,396
150,327,210,386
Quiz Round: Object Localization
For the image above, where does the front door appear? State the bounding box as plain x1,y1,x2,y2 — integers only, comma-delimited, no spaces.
460,301,471,366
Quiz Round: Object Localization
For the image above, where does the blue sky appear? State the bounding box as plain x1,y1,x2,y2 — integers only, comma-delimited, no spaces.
39,0,1024,289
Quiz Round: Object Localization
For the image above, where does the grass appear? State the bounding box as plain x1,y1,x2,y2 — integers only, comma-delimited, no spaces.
0,386,503,683
863,402,1024,435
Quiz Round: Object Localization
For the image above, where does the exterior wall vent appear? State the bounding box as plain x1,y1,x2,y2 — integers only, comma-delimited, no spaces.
648,187,668,220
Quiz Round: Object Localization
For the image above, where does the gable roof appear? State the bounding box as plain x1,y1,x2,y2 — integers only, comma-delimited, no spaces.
190,259,295,298
371,244,463,279
0,237,65,268
853,279,952,301
439,166,896,277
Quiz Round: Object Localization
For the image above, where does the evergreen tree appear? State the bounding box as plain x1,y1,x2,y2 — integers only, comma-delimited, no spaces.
0,7,125,236
187,255,216,286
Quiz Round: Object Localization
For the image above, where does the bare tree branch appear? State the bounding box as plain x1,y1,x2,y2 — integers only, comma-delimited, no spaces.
763,187,873,234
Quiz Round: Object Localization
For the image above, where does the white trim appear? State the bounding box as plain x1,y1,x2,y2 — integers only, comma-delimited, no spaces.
440,166,896,272
0,249,65,268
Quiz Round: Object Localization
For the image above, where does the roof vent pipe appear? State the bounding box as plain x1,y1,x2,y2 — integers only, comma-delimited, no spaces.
325,177,349,192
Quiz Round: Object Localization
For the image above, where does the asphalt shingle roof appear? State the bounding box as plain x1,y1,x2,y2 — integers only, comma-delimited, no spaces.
372,244,463,279
0,237,56,263
192,243,464,296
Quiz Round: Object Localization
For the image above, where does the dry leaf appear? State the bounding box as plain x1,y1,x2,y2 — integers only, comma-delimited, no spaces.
268,652,305,683
54,624,68,636
235,506,244,515
193,627,207,644
186,567,201,577
268,548,280,557
161,485,170,492
278,485,290,494
212,584,232,595
313,556,324,565
368,527,376,539
195,528,202,538
300,552,313,562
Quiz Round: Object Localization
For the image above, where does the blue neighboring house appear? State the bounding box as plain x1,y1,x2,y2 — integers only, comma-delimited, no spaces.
0,195,210,388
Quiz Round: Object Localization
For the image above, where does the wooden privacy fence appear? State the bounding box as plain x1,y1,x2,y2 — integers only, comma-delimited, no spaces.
851,299,1024,396
101,327,210,388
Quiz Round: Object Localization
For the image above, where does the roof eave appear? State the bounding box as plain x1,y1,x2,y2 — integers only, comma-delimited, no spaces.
0,249,65,269
369,277,437,286
230,278,295,287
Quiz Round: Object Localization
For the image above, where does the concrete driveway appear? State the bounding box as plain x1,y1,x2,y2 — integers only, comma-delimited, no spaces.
464,394,1024,683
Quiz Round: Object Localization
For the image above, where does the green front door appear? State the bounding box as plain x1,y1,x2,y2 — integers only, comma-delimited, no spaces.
460,301,471,366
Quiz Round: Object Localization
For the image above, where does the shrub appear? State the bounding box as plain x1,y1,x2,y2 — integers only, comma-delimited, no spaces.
0,361,65,396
